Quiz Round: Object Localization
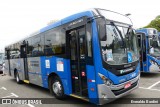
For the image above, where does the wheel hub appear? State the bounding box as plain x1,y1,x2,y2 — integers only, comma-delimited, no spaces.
52,81,62,96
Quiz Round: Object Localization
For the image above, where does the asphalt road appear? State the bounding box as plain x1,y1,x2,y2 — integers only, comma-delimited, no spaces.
1,72,160,107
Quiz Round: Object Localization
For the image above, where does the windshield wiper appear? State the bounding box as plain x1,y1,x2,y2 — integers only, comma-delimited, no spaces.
110,22,126,52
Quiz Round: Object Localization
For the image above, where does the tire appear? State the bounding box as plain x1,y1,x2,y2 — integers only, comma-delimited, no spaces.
15,72,22,84
49,76,66,99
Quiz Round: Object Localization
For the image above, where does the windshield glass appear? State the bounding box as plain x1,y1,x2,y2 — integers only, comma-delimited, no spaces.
149,35,160,57
100,22,139,65
98,9,132,25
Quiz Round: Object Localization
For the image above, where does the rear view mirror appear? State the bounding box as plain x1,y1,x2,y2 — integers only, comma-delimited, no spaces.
87,16,106,41
99,18,106,41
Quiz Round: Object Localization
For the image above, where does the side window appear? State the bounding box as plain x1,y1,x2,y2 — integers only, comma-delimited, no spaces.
9,45,13,59
32,34,44,57
137,35,141,49
27,38,33,57
79,29,86,59
86,23,92,57
44,28,65,56
143,37,146,61
9,43,20,59
143,38,146,52
5,48,10,60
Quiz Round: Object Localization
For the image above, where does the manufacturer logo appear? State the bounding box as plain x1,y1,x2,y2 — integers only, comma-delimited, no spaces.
120,67,133,74
69,19,83,27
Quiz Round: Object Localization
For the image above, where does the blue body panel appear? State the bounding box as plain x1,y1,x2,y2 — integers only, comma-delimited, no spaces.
39,10,100,104
86,65,98,104
40,56,71,95
40,11,93,33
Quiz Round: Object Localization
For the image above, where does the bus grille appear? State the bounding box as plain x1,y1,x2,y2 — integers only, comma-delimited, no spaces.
112,81,138,96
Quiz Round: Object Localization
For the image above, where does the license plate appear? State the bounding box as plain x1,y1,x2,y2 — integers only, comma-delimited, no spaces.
124,82,131,89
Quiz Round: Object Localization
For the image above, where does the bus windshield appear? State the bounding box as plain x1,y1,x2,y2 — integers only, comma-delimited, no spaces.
100,22,139,65
149,36,160,57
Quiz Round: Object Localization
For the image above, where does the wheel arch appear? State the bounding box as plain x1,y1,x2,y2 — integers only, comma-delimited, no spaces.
48,72,61,87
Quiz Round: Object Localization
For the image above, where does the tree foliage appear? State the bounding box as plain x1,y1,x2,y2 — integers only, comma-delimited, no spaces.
144,15,160,31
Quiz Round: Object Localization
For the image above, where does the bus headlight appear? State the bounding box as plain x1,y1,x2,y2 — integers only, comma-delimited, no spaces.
98,73,113,86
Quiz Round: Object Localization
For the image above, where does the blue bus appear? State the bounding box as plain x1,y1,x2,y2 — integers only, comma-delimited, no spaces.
5,8,140,105
136,28,160,73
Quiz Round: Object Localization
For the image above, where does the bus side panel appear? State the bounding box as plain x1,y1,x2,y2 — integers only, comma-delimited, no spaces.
41,56,47,88
9,59,24,80
41,56,71,95
10,59,15,77
19,58,25,80
28,57,43,86
4,60,9,74
15,59,24,81
86,65,98,104
147,55,160,72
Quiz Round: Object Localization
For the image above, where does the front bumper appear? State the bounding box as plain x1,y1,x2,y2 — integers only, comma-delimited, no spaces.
97,74,140,105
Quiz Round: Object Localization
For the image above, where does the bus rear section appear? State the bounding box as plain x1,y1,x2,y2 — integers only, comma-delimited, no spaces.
136,28,160,73
4,8,140,105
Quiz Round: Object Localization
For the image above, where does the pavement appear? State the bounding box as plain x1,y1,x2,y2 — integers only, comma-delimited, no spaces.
1,72,160,107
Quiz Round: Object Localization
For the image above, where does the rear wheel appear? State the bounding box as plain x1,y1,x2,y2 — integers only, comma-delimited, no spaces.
15,72,22,84
49,76,66,99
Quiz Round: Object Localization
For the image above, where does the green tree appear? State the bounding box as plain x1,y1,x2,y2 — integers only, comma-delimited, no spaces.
144,15,160,32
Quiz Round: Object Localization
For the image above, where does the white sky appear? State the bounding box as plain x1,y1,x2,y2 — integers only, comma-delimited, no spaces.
0,0,160,51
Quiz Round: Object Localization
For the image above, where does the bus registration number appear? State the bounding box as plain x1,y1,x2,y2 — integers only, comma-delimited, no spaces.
124,82,131,89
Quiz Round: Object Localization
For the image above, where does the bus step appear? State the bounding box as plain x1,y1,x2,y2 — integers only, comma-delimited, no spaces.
70,94,89,102
23,80,29,84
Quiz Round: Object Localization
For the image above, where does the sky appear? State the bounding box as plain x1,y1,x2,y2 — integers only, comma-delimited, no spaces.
0,0,160,51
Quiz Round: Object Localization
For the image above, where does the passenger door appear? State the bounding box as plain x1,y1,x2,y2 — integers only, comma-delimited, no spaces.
137,33,146,71
20,43,29,80
67,26,88,97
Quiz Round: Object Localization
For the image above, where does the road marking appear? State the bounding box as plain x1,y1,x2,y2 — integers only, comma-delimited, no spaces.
0,87,7,90
147,81,160,89
139,87,160,91
2,93,19,98
27,104,35,107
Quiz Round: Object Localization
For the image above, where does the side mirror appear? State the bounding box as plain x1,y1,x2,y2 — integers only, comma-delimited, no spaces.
87,16,106,41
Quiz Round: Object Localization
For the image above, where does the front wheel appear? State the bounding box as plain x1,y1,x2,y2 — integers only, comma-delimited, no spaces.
15,72,22,84
49,76,66,99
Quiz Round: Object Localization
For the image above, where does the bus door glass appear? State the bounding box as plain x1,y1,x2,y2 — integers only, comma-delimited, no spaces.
20,43,29,80
137,33,146,69
137,34,143,67
67,26,88,97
